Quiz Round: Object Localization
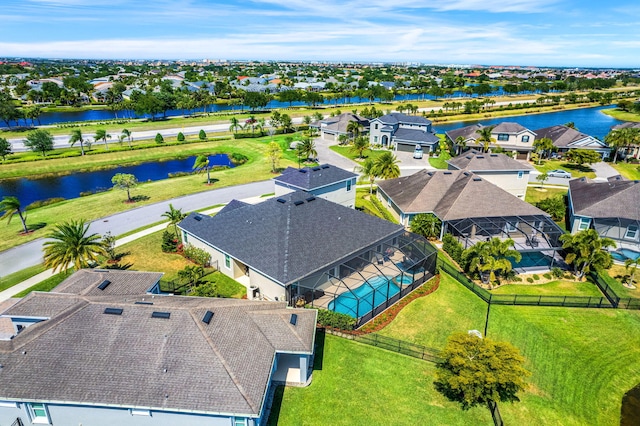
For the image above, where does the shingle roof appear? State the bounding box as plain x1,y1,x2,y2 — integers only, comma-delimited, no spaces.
569,176,640,220
273,164,357,191
179,191,404,285
447,152,534,171
51,269,163,296
534,125,606,149
612,122,640,130
313,113,369,134
375,113,431,126
393,128,440,144
377,170,547,221
492,122,531,134
445,123,484,142
0,292,316,417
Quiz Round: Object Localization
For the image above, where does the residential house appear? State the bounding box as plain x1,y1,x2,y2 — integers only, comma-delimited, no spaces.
273,164,357,208
369,113,440,153
310,112,370,142
611,122,640,160
0,269,316,426
446,122,537,159
567,175,640,261
534,125,611,160
447,151,534,198
377,170,565,270
178,191,438,325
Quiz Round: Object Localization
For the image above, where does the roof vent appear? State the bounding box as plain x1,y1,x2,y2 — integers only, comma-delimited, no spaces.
202,310,214,324
306,196,316,202
465,155,472,159
135,301,153,305
151,311,171,319
290,313,298,325
299,169,308,173
443,171,452,175
473,177,482,181
321,165,330,169
490,154,498,157
276,198,287,203
97,280,111,291
104,308,123,315
463,172,470,176
194,215,202,221
476,156,484,159
312,167,321,171
293,200,304,206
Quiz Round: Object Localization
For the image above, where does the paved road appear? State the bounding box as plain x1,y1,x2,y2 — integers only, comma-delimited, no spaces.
0,180,273,276
528,161,619,186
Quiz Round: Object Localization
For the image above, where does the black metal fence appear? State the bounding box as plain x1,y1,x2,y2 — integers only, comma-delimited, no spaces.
589,272,640,310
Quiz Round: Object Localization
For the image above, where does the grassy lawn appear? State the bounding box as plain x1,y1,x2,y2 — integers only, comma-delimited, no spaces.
355,188,397,223
611,161,640,181
269,334,491,426
329,145,387,163
524,186,567,204
601,108,640,123
491,280,604,297
428,150,451,169
0,264,47,292
0,135,299,253
602,265,640,299
532,159,596,179
377,272,640,425
13,270,70,297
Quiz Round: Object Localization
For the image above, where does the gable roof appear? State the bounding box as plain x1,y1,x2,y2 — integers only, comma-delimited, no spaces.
377,170,547,221
273,164,357,191
612,122,640,131
448,151,534,171
52,269,163,296
569,176,640,221
534,125,607,149
179,191,404,286
0,291,316,417
492,122,532,135
445,123,484,142
374,113,431,126
393,128,440,144
313,112,369,134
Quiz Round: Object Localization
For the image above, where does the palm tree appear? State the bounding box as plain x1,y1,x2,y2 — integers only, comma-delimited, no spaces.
229,117,241,134
475,126,496,153
605,128,640,164
455,136,466,155
625,257,640,288
297,138,317,162
346,120,362,141
533,137,554,163
351,136,369,159
68,129,87,155
410,213,442,240
559,229,616,280
161,203,187,237
192,155,211,184
0,195,28,234
95,129,111,150
42,220,108,272
374,151,400,179
121,128,132,149
354,158,377,194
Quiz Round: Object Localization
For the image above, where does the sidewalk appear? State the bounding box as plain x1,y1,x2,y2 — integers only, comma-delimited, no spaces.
0,195,272,302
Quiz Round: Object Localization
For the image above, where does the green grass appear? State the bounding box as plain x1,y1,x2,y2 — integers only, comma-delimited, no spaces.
428,150,451,169
0,264,47,292
355,188,397,223
202,272,246,298
377,272,640,425
601,266,640,299
533,159,596,179
13,271,69,297
524,186,567,204
268,334,491,425
611,161,640,181
329,145,387,163
601,108,640,123
491,280,604,297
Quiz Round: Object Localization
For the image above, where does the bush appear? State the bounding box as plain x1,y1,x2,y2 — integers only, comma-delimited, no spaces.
442,233,464,264
543,273,552,280
155,133,164,143
533,274,540,280
177,132,185,142
183,244,211,266
315,308,356,331
551,267,564,278
512,277,523,282
26,197,65,210
199,129,206,140
229,152,249,165
526,277,534,283
161,230,178,253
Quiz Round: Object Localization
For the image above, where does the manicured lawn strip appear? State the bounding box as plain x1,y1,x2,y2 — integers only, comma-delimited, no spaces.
491,280,604,297
611,161,640,181
329,145,386,163
0,264,47,292
378,272,640,425
0,137,295,252
532,159,596,179
428,151,451,169
203,273,246,298
524,186,567,204
355,188,397,223
601,266,640,299
268,334,491,426
13,271,69,297
601,108,640,123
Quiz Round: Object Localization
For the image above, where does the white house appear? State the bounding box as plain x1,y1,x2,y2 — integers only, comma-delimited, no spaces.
369,113,440,153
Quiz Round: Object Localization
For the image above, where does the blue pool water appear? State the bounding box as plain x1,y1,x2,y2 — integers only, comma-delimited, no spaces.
328,276,403,318
511,252,553,269
611,249,640,262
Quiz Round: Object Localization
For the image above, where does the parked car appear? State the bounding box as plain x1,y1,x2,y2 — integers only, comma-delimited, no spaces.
413,145,423,159
547,169,572,179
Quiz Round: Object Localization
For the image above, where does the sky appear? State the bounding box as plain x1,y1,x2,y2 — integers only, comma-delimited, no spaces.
1,0,640,68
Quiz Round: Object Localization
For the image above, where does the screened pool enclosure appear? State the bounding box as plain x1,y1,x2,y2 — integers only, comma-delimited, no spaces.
289,232,438,326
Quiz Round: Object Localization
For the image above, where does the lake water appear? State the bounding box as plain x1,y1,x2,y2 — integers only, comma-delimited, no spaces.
0,154,234,207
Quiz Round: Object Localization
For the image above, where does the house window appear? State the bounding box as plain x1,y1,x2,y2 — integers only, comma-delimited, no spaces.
578,218,590,231
625,225,639,240
517,171,524,179
346,180,352,191
374,123,379,130
182,231,188,244
130,409,151,416
233,418,247,426
0,401,18,408
27,403,51,424
497,134,509,141
224,254,231,269
522,135,530,143
374,136,378,143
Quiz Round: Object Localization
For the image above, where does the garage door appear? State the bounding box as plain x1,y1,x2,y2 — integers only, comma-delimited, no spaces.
396,143,415,153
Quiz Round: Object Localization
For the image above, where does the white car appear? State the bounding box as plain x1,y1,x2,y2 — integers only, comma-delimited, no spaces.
413,145,424,159
547,169,572,179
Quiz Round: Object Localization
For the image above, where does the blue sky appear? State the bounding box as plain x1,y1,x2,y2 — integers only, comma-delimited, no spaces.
1,0,639,67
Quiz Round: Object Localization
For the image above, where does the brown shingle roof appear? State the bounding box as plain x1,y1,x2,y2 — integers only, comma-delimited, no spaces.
52,269,163,296
569,176,640,220
448,152,533,171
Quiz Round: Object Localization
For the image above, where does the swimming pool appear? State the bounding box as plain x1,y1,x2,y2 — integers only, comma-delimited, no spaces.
510,251,554,269
328,275,402,318
611,249,640,262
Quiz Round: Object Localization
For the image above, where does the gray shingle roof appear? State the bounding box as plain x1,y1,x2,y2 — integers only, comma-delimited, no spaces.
376,113,431,126
569,176,640,221
273,164,357,191
445,123,484,142
393,128,440,144
313,113,369,134
612,122,640,130
179,191,404,285
447,152,533,171
0,292,316,417
52,269,163,296
534,125,605,148
377,170,547,221
492,122,531,134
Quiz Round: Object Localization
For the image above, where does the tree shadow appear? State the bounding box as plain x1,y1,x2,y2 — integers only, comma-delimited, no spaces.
562,163,594,173
202,178,220,186
266,386,285,426
102,262,133,270
128,195,150,203
27,222,47,231
313,327,325,371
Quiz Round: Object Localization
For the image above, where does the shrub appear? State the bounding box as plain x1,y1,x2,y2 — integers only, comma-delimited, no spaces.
442,233,464,264
26,197,65,210
183,244,211,266
177,132,185,142
551,267,564,278
512,277,523,282
198,129,206,140
161,230,178,253
155,133,164,143
315,308,356,331
229,152,248,165
533,274,540,280
543,273,552,280
526,277,534,283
